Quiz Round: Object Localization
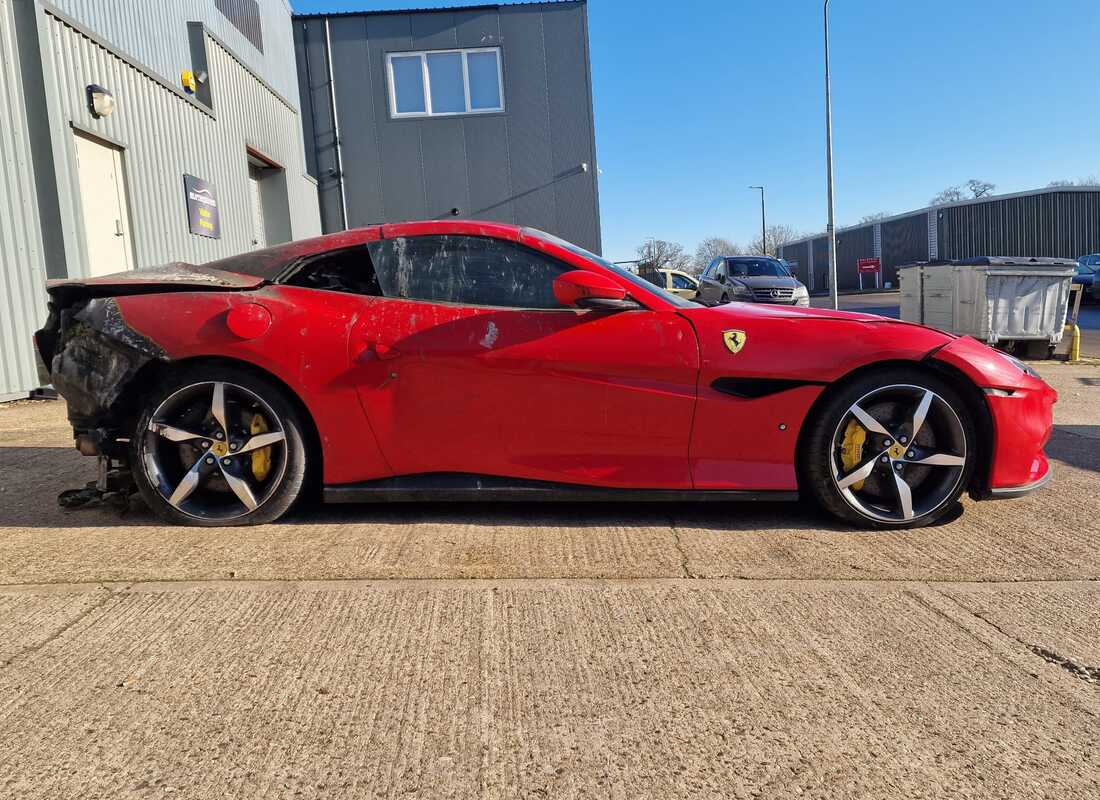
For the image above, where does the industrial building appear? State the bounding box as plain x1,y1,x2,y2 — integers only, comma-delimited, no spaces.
292,0,602,254
779,186,1100,293
0,0,321,400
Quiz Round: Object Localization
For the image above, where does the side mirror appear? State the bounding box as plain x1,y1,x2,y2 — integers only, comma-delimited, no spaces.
553,270,640,310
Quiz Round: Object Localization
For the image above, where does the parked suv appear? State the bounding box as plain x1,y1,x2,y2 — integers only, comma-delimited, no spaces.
697,256,810,307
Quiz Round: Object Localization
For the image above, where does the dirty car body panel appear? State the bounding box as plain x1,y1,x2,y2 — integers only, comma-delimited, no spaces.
36,221,1056,525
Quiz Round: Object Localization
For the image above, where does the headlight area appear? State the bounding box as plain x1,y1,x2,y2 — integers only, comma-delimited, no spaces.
999,351,1041,379
793,285,810,307
728,282,752,299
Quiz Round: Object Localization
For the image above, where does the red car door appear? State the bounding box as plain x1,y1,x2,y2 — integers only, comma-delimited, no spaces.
348,233,700,489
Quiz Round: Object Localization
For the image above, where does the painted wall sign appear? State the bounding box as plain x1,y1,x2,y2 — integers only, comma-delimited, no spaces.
184,174,220,238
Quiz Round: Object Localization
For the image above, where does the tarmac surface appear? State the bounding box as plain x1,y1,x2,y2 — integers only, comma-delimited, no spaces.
1,361,1098,799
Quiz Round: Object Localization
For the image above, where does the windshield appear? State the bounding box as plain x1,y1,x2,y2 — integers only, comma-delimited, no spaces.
727,258,789,278
522,228,697,308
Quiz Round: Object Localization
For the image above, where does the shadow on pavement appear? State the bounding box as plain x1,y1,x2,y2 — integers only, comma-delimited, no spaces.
1046,425,1100,474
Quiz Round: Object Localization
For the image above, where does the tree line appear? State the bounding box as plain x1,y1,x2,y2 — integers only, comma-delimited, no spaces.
634,224,804,275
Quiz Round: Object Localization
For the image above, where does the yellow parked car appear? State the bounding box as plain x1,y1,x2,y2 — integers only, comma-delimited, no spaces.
657,269,701,301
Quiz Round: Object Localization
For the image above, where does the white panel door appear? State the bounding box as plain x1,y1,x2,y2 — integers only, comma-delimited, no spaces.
73,133,134,277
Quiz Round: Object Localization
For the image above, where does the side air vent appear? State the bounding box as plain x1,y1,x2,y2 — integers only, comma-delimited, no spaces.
711,377,826,399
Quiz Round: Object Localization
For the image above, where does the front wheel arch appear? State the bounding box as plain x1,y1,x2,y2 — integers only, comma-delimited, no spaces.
794,358,994,503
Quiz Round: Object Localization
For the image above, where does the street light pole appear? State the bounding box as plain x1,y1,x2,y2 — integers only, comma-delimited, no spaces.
749,186,766,255
824,0,839,310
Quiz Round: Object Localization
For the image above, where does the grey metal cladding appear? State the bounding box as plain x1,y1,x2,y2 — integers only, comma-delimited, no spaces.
50,0,300,104
542,3,600,253
0,0,48,399
296,17,343,231
328,14,383,227
835,225,874,290
780,240,809,283
936,191,1100,260
811,237,829,287
296,1,602,253
881,213,928,285
498,6,555,233
292,20,317,177
366,13,428,224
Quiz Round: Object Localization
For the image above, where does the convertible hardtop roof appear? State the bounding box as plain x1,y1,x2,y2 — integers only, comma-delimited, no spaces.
204,220,531,281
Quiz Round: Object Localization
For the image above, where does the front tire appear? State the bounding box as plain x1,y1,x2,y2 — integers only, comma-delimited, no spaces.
131,364,309,526
802,368,977,529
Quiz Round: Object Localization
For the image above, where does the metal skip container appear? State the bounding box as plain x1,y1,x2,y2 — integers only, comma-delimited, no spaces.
899,257,1075,354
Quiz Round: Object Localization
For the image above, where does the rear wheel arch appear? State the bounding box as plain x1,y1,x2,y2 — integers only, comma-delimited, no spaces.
794,358,994,500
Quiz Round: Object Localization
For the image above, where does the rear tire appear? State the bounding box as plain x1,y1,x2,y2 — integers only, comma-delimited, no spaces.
801,367,977,529
130,364,309,526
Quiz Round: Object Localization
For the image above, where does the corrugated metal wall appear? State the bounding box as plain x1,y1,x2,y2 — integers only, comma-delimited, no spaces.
0,0,48,399
779,240,809,284
40,9,319,275
783,188,1100,293
880,213,927,286
295,1,603,254
49,0,300,103
835,224,875,291
811,237,829,291
938,190,1100,261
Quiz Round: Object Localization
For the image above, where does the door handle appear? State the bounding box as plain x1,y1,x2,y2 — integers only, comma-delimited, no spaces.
356,341,401,362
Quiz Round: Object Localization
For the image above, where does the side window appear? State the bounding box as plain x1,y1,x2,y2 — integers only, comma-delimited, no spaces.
368,235,568,309
670,273,694,290
283,245,382,296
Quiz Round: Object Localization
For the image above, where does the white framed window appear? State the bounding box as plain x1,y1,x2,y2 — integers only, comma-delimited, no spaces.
386,47,504,118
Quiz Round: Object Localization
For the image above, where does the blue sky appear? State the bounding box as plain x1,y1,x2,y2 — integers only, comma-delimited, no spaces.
291,0,1100,261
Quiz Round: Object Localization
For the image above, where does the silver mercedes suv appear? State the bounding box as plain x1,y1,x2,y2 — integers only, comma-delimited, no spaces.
696,256,810,307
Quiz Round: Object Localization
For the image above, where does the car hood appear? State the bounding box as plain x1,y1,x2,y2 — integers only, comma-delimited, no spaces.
682,298,955,336
731,275,802,289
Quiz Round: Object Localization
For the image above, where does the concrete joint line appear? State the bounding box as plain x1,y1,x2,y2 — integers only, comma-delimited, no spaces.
668,518,695,579
926,587,1100,697
1,582,130,669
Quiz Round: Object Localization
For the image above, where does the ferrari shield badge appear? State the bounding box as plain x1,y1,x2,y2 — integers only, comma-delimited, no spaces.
722,329,747,354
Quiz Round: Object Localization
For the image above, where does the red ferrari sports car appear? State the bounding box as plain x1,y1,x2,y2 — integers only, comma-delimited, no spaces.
36,220,1055,528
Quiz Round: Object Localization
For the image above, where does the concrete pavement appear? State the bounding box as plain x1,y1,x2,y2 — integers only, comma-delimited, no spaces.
0,363,1098,799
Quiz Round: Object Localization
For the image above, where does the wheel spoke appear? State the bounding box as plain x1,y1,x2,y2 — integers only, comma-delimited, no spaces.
892,471,915,520
211,382,228,436
848,404,891,437
909,452,965,467
837,455,882,490
909,390,934,440
220,465,258,511
149,422,207,442
167,458,207,508
235,431,286,454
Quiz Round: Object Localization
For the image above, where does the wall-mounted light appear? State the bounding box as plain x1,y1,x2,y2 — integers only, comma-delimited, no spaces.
86,84,115,118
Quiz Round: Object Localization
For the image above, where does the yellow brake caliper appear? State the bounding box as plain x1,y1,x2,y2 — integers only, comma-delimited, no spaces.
840,419,868,491
250,412,272,481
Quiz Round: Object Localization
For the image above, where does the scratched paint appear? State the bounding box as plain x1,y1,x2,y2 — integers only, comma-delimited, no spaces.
480,322,499,349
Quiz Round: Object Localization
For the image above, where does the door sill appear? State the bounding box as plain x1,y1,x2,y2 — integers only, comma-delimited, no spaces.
323,473,798,504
